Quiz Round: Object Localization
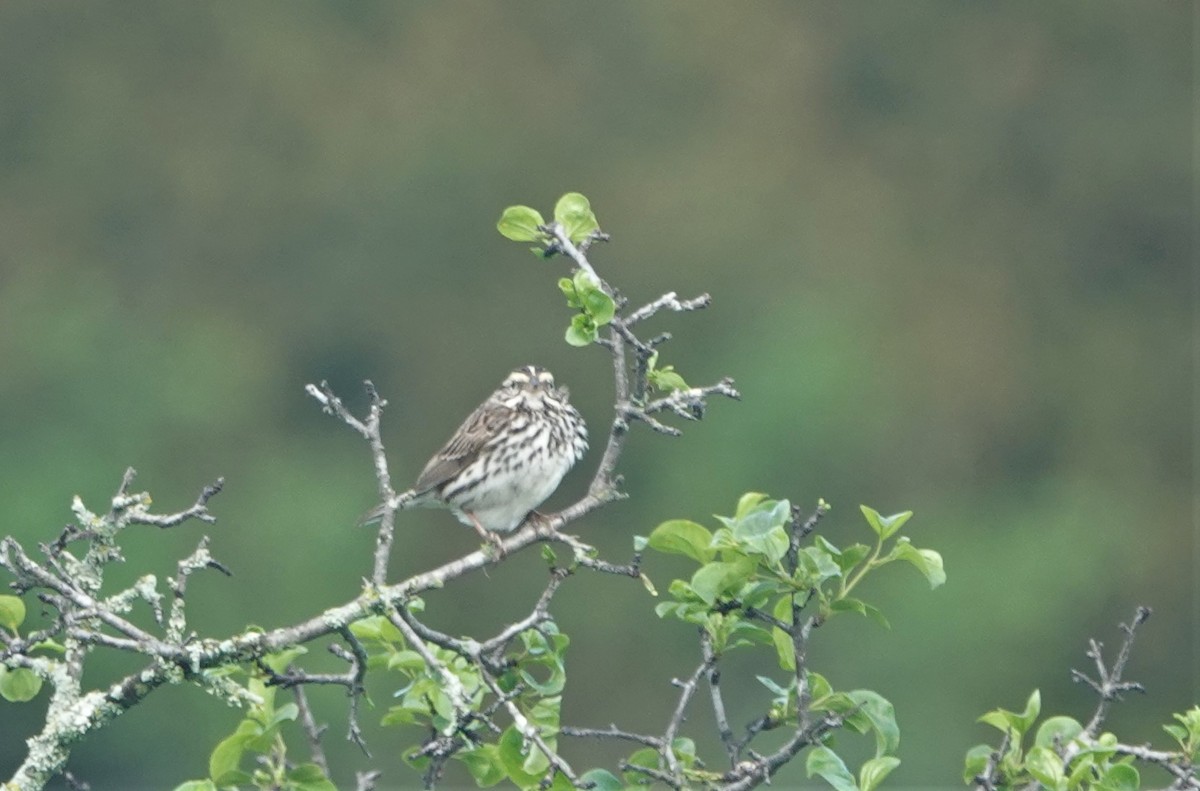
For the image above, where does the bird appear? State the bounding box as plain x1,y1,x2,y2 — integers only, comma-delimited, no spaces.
361,365,588,542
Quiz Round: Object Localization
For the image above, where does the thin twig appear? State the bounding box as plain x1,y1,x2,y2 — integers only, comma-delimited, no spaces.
661,646,717,785
128,477,224,528
292,685,329,776
1073,606,1152,737
701,632,737,766
560,725,663,748
972,729,1010,791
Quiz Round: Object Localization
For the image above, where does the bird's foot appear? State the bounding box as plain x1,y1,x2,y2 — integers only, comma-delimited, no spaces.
468,513,507,559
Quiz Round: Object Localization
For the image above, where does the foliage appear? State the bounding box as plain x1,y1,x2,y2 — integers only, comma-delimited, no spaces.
0,194,1191,791
964,610,1200,791
498,193,615,347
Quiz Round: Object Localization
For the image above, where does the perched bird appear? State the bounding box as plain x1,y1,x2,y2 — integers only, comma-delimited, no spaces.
361,365,588,540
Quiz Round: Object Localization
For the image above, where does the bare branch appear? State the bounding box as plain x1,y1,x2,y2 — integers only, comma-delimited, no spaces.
561,725,663,748
1073,606,1152,737
480,569,567,656
305,380,398,585
292,685,330,775
661,645,717,785
701,632,737,766
355,770,382,791
624,292,713,325
128,476,224,528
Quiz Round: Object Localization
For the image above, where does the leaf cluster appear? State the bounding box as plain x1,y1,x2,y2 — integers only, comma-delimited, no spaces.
635,494,944,789
965,690,1200,791
173,648,335,791
351,605,573,789
497,193,616,347
645,497,943,653
0,595,45,703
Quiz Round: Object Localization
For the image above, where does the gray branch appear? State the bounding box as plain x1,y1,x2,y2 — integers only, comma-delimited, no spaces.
1,231,738,790
1073,605,1151,738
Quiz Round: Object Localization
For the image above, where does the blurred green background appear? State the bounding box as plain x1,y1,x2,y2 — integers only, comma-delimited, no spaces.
0,3,1193,789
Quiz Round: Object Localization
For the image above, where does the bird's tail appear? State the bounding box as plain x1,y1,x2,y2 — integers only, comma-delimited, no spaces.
358,490,417,527
358,503,388,527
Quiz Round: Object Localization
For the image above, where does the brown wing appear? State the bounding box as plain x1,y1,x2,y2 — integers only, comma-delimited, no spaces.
412,400,513,494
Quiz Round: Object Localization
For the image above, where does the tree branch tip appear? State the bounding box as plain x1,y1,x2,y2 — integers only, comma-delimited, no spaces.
208,558,234,577
304,382,330,405
1127,606,1152,629
362,380,387,408
200,478,225,503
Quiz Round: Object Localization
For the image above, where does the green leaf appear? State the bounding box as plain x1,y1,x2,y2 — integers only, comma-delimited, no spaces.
270,702,300,729
756,674,791,702
771,594,796,671
648,367,689,392
799,545,842,584
689,558,756,605
581,288,616,326
171,782,218,791
859,505,885,537
288,763,338,791
1067,755,1097,788
557,277,582,308
735,499,791,537
623,747,660,786
29,639,66,655
772,625,795,672
806,746,858,791
497,205,547,242
672,736,698,767
836,543,872,573
541,545,558,566
349,615,385,641
565,313,596,347
859,756,900,791
520,659,566,697
458,745,507,788
208,728,253,785
859,505,912,540
553,193,599,241
261,645,307,675
527,695,562,734
1025,746,1065,788
846,690,900,756
1034,716,1083,748
1168,706,1200,758
888,539,946,589
647,519,715,563
979,689,1041,738
1094,764,1140,791
735,492,770,519
0,667,43,702
808,671,834,702
0,595,25,632
578,769,623,791
962,745,993,784
734,500,792,565
829,597,890,629
497,726,542,788
380,704,419,727
387,649,427,673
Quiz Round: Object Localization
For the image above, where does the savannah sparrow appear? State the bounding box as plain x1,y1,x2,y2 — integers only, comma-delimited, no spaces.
362,365,588,538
